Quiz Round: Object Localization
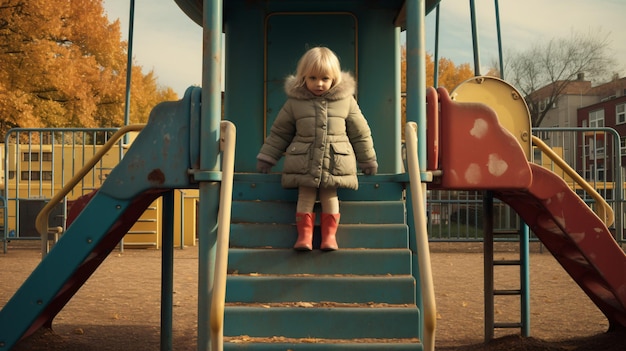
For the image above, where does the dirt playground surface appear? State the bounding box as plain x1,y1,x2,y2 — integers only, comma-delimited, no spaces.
0,240,624,350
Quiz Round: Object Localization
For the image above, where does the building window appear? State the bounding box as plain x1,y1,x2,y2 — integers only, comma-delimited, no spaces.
21,171,36,180
598,188,614,201
23,152,38,162
583,143,590,157
20,171,53,181
586,164,606,181
596,166,605,181
42,171,53,181
589,109,604,127
617,103,626,125
590,138,605,159
22,152,53,162
42,152,53,162
583,168,592,180
621,136,626,155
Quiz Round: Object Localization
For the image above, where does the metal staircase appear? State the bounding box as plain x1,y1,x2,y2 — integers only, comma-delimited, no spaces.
222,173,423,350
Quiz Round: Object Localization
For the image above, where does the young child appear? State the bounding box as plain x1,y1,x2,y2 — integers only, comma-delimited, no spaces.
256,46,378,251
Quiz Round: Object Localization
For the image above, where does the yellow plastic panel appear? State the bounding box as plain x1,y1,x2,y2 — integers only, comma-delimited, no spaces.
451,76,532,161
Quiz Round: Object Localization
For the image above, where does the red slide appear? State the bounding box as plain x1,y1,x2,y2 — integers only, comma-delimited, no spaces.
494,163,626,331
429,86,626,331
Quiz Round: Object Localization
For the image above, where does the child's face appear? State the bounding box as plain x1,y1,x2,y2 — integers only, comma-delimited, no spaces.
305,72,333,96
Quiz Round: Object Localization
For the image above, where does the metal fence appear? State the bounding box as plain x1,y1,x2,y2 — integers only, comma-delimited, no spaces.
426,190,521,241
534,127,624,244
0,127,205,253
2,127,624,249
1,128,123,249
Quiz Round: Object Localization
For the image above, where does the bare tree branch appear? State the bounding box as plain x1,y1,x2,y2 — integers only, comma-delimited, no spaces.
502,29,616,127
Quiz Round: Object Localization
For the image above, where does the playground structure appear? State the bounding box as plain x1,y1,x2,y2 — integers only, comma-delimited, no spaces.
0,1,625,351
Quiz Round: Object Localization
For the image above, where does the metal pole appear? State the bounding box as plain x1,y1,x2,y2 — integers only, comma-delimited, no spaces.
406,0,427,171
520,222,530,337
161,190,174,351
469,0,481,76
123,0,135,143
494,0,504,78
433,4,440,87
180,191,185,249
483,191,494,341
199,0,223,350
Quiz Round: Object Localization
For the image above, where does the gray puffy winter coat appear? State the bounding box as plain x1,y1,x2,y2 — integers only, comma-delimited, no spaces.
257,72,377,190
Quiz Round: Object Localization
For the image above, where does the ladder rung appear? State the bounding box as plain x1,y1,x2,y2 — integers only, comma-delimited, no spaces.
494,289,521,296
494,322,522,329
493,260,521,266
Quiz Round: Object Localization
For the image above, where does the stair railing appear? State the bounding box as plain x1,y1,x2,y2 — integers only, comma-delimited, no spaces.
35,124,146,258
209,121,236,351
532,136,615,227
405,122,436,351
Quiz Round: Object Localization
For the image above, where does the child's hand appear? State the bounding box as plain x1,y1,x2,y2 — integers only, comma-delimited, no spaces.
359,160,378,175
257,160,274,173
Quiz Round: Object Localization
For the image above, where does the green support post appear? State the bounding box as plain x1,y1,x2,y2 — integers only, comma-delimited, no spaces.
198,1,223,350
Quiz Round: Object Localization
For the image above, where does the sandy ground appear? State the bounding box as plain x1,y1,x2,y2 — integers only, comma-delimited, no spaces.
0,240,624,350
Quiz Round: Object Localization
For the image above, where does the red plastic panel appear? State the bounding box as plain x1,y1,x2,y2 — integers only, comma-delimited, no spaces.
433,87,532,190
426,86,439,170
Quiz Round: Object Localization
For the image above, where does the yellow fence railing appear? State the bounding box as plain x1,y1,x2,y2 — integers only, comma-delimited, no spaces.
532,136,615,227
405,122,436,351
210,121,237,351
35,124,146,258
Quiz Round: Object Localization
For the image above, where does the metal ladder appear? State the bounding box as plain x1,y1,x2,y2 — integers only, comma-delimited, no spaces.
483,191,530,341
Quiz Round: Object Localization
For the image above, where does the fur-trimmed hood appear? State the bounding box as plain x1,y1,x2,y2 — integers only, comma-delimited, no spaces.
284,72,356,101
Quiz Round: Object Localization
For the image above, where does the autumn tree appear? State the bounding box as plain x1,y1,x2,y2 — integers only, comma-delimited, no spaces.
400,46,474,132
0,0,177,137
401,46,473,92
495,30,615,127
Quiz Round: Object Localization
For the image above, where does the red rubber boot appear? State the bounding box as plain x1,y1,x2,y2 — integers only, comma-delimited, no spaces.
294,212,315,251
320,213,340,251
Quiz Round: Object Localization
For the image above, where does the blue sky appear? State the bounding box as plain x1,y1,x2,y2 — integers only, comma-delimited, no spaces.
103,0,626,97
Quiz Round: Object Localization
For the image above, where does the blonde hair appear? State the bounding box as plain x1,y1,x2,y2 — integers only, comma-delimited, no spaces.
295,47,343,88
